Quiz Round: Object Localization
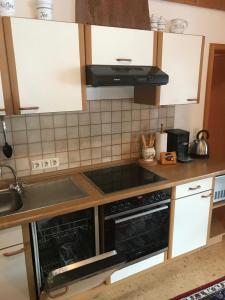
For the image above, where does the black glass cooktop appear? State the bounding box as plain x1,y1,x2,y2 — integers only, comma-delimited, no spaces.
83,163,166,194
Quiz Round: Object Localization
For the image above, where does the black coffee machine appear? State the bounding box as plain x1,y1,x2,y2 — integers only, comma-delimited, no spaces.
165,129,193,163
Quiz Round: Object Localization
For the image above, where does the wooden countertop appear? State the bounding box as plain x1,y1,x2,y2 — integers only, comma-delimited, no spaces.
0,158,225,230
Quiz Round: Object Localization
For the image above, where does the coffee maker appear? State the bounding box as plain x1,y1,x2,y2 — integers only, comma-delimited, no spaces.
165,129,193,163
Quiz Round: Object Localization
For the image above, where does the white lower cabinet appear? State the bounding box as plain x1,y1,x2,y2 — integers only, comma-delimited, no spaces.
108,252,165,284
172,191,211,258
0,244,29,300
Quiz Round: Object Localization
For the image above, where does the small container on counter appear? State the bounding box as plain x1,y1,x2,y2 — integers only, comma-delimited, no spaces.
140,133,156,162
157,16,166,32
170,18,188,34
36,0,53,20
0,0,15,16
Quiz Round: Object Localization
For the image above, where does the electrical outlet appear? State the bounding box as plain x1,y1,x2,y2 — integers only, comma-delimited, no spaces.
31,158,60,170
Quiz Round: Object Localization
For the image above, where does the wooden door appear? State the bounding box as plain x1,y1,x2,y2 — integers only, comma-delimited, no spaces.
3,17,86,114
172,191,211,257
86,25,156,66
158,32,204,105
204,45,225,160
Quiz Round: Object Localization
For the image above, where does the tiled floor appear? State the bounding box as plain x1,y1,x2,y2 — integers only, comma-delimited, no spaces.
74,240,225,300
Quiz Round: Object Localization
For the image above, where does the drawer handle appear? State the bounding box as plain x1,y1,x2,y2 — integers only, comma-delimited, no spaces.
20,106,39,111
0,108,5,111
48,286,69,299
3,247,24,257
187,99,197,102
116,58,132,62
201,193,212,198
189,185,201,191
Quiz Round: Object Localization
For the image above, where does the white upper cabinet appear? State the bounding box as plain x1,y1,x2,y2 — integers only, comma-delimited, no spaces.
3,17,86,114
158,33,204,105
86,25,156,66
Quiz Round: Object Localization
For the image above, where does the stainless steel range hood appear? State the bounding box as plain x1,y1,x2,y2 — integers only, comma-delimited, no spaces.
86,65,169,87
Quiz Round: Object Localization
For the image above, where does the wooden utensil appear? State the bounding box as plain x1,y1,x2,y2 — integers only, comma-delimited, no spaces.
141,134,147,149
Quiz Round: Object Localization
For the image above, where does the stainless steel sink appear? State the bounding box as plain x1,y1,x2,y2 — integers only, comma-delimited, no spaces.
23,177,87,207
0,190,23,216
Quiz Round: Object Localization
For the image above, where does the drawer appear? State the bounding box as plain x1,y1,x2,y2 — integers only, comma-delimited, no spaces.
175,177,213,199
0,226,23,250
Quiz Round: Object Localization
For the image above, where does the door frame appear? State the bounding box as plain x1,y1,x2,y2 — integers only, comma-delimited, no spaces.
203,43,225,129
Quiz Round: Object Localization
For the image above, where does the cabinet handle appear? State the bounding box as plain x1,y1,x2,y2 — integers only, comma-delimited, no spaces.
201,193,212,198
3,247,24,257
116,58,132,62
48,286,69,299
20,106,39,111
187,99,197,102
189,185,201,191
0,108,5,111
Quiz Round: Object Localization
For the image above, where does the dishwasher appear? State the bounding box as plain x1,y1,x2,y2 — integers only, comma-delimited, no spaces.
30,208,124,298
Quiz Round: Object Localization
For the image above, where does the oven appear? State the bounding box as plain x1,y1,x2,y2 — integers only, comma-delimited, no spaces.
100,189,171,263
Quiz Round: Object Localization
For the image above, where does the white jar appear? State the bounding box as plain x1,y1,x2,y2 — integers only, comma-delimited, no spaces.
36,0,53,20
0,0,15,16
142,147,156,162
150,14,158,31
170,18,188,34
157,16,166,32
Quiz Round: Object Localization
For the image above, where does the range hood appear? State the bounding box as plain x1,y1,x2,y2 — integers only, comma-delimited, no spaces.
86,65,169,87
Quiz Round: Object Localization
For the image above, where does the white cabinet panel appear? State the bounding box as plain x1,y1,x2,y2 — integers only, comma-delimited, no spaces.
172,191,211,258
7,17,84,114
159,33,203,105
0,244,29,300
90,25,155,66
109,252,165,284
176,177,213,199
0,226,23,250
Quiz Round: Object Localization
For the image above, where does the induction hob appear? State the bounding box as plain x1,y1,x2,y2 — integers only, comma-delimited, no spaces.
83,163,166,194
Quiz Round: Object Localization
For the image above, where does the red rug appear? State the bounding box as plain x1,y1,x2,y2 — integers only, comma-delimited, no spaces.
170,276,225,300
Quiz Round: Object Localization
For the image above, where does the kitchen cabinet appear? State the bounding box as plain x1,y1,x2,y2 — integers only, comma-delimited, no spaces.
3,17,86,114
158,32,204,105
0,226,29,300
135,32,204,106
85,25,157,66
171,179,212,258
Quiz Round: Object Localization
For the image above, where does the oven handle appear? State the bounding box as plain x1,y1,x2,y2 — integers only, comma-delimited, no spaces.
115,205,169,224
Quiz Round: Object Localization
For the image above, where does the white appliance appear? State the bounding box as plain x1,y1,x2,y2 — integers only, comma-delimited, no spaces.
214,175,225,203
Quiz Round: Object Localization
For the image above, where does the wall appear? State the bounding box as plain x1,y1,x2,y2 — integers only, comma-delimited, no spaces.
0,101,175,178
149,0,225,137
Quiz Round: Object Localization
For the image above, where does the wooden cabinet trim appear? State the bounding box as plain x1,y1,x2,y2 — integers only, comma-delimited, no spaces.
197,36,205,103
85,24,92,65
2,17,21,115
0,18,13,115
79,24,87,111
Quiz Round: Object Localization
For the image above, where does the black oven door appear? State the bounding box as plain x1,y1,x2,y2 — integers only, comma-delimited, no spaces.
103,202,170,262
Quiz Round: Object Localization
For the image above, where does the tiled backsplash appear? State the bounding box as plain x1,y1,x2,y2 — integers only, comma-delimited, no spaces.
0,99,175,179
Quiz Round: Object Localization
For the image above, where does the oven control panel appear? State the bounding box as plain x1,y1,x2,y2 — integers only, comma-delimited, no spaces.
103,189,171,217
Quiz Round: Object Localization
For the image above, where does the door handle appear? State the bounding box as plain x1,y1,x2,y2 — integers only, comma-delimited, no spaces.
3,247,24,257
187,98,197,102
201,193,212,198
48,286,69,299
116,58,132,62
188,185,201,191
20,106,39,111
115,206,169,224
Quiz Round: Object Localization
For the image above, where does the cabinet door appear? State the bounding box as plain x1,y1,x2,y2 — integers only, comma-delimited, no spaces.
158,33,204,105
172,191,211,258
0,244,29,300
86,25,156,66
4,17,86,114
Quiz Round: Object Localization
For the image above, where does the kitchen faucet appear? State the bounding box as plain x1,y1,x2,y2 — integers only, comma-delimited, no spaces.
0,164,23,194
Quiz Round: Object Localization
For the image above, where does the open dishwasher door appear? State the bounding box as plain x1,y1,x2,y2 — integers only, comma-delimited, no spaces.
30,208,125,299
